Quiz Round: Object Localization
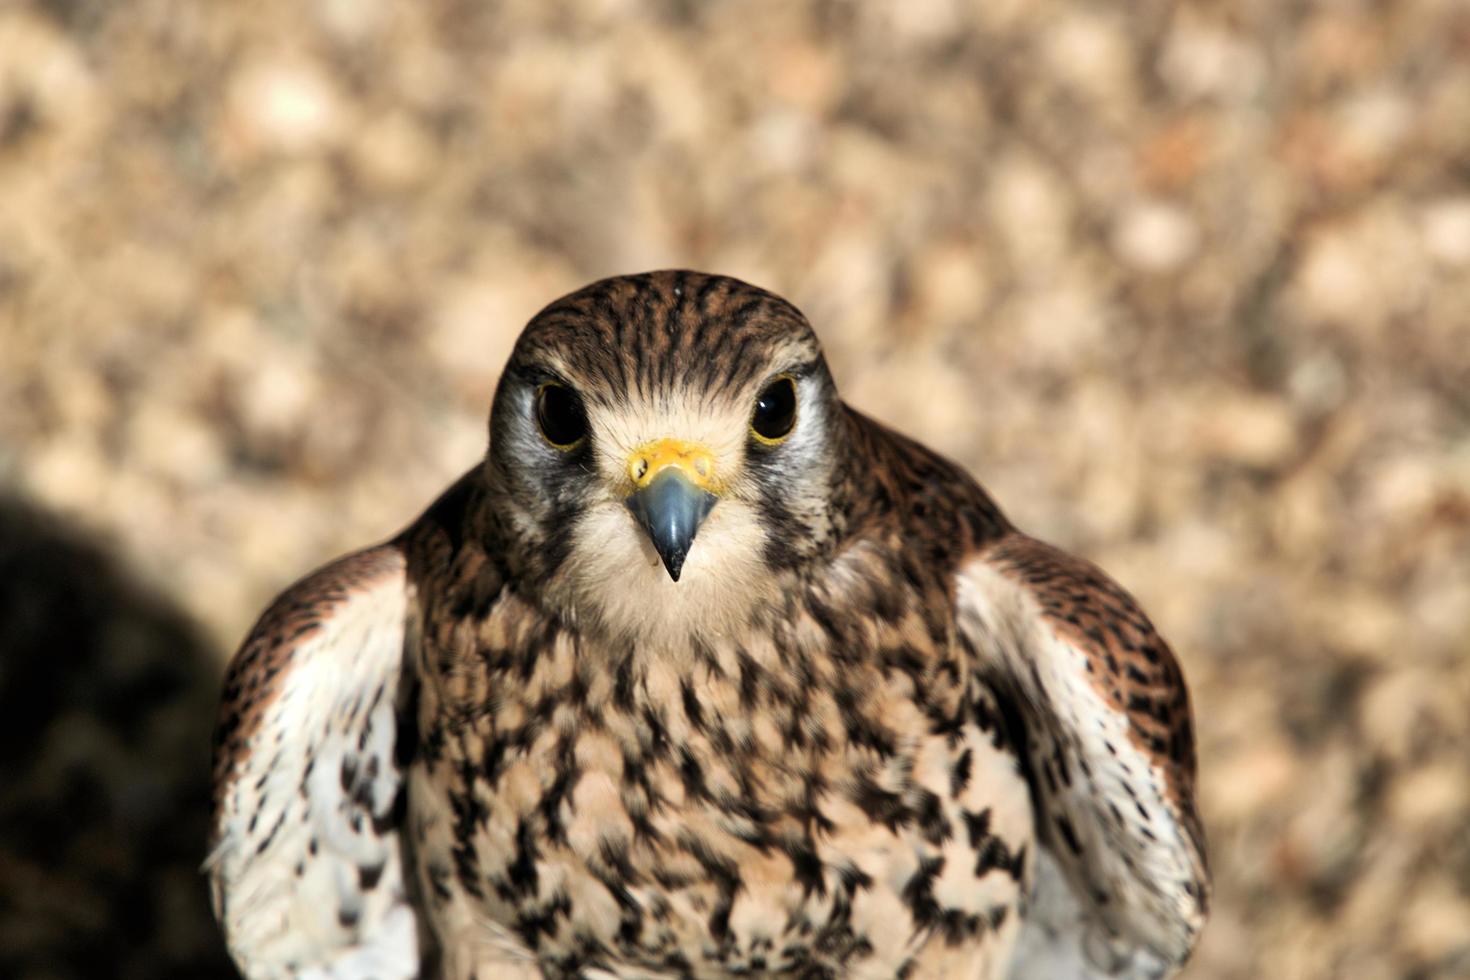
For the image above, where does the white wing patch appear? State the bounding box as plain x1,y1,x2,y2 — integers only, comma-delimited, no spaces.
207,546,424,979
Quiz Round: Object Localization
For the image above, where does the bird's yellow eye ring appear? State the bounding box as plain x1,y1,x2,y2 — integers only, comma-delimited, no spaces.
750,375,798,445
535,381,589,450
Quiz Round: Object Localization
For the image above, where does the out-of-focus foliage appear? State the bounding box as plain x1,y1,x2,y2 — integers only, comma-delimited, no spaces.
0,1,1466,977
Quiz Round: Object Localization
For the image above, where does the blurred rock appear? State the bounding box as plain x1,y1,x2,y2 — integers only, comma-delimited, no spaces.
1206,738,1297,827
1195,393,1299,469
1420,196,1470,268
1159,18,1266,103
1113,200,1201,273
226,53,347,158
1388,762,1468,833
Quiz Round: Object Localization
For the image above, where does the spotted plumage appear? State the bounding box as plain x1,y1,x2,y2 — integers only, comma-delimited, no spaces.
208,271,1209,979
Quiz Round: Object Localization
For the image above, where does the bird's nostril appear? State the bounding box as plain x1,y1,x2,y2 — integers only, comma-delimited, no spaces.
631,458,649,482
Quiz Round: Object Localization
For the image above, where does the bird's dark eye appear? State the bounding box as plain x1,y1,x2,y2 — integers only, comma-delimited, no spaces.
750,375,797,444
535,382,589,449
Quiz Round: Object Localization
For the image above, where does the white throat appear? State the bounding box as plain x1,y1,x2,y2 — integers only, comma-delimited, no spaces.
556,495,780,651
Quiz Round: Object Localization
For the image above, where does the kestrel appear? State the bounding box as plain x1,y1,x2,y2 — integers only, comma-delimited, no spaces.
208,271,1209,979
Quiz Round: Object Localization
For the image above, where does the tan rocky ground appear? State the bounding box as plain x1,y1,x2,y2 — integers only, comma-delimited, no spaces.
1,1,1467,977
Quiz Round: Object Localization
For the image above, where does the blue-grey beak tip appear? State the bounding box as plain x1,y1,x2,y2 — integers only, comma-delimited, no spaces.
625,470,718,582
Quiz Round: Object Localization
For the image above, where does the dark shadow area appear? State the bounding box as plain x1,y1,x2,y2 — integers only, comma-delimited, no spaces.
0,495,236,979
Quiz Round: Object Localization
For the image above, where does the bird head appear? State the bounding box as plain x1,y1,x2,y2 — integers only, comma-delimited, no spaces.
483,270,852,644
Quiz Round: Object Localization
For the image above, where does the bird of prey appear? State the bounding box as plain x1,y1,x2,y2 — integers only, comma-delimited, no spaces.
208,271,1209,979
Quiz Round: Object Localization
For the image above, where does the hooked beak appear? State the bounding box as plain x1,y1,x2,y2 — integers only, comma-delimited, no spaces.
624,439,719,582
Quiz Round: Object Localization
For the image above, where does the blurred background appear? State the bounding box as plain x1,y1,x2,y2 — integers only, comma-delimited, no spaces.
1,1,1467,977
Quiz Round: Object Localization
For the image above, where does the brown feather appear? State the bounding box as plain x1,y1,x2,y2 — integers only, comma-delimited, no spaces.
981,533,1205,861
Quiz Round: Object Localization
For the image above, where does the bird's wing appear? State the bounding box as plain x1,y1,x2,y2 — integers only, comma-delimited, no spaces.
954,532,1209,979
206,544,425,980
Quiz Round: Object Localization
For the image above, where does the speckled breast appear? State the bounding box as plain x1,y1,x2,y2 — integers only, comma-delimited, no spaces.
410,596,1036,977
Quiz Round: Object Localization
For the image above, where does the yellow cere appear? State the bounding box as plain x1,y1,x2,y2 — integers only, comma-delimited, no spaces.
626,438,718,492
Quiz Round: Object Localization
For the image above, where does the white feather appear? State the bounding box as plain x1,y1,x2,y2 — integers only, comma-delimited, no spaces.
209,547,422,979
